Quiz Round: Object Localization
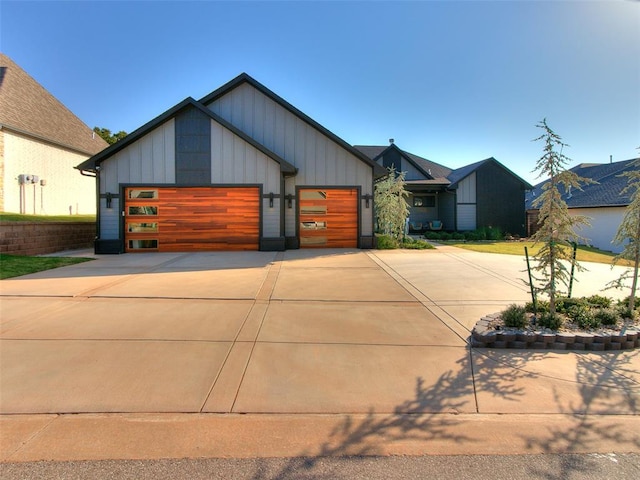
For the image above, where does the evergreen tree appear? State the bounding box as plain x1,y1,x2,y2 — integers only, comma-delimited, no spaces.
607,156,640,312
530,119,596,314
374,167,409,241
93,126,127,145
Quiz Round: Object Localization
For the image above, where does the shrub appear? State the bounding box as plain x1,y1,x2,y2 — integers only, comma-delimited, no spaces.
439,231,452,241
464,231,482,241
402,239,434,250
586,295,612,308
451,232,465,241
567,305,601,330
424,231,441,240
556,297,587,314
615,304,638,321
525,299,550,314
595,308,620,326
501,304,527,329
376,234,398,249
538,311,563,330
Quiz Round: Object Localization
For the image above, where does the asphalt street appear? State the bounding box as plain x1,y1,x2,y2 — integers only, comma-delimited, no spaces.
2,454,639,480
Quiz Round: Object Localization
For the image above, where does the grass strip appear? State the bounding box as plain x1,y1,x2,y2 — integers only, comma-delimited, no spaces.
446,241,632,267
0,254,94,279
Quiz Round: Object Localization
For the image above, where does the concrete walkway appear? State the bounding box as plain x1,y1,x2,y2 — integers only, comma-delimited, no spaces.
1,247,638,461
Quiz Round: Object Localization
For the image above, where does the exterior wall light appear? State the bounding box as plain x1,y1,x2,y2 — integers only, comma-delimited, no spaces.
285,194,294,208
106,192,113,209
269,192,274,208
363,194,373,208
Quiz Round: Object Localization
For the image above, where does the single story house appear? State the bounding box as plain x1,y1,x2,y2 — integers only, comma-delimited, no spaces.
76,73,386,253
356,143,532,236
0,54,108,215
526,158,639,254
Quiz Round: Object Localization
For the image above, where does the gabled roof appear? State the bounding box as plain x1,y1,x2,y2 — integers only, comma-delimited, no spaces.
448,157,533,190
354,144,451,181
201,73,387,178
525,158,638,209
76,97,297,175
0,53,107,155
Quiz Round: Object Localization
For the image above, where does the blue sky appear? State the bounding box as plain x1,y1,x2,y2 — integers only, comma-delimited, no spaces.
1,0,638,185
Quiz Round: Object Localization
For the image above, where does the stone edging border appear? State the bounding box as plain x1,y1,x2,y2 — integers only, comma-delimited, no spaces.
471,313,640,351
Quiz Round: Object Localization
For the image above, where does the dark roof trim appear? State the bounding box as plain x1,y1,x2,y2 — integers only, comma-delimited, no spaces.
200,73,387,178
367,143,435,179
449,157,533,190
75,97,296,175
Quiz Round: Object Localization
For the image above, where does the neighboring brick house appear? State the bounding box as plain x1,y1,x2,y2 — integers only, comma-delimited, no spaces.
526,158,639,254
0,53,107,215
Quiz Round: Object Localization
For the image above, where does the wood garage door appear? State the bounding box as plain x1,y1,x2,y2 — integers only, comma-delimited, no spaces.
124,187,259,252
299,188,358,248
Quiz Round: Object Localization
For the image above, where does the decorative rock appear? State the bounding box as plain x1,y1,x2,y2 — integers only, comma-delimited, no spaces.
570,343,585,351
588,343,605,351
606,343,621,351
531,342,547,349
512,341,527,349
549,342,567,350
492,341,507,348
623,341,636,349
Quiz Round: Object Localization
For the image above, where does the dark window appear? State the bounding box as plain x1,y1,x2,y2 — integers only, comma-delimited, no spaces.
128,239,158,249
413,196,436,208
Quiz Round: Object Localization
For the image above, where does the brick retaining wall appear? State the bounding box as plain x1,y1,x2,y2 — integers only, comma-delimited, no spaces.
471,313,640,351
0,221,96,256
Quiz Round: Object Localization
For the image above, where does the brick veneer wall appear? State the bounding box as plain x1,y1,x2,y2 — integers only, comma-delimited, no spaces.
0,221,96,256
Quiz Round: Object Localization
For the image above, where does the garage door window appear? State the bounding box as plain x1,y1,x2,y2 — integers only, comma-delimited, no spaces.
128,239,158,249
128,189,158,199
128,222,158,233
128,206,158,215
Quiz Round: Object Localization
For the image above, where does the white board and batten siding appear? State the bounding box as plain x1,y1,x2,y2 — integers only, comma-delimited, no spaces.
211,122,282,237
456,172,477,231
99,120,175,240
206,82,374,236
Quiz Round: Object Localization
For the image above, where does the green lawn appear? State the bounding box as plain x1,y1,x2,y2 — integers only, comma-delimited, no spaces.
0,254,93,279
446,241,632,267
0,212,95,222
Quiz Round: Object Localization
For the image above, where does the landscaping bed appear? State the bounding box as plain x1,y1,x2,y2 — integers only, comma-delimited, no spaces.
471,297,640,351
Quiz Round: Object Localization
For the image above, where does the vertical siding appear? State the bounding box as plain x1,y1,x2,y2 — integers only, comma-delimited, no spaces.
476,162,527,236
206,83,374,240
457,204,477,231
263,198,280,237
100,198,120,239
210,122,280,193
456,172,476,203
100,120,175,193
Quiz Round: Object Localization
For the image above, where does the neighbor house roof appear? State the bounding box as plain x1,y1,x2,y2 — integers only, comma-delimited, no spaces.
201,73,387,178
76,97,297,175
0,53,107,155
525,158,639,209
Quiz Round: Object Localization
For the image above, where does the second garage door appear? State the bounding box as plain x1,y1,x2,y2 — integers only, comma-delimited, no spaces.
299,188,358,248
125,186,260,252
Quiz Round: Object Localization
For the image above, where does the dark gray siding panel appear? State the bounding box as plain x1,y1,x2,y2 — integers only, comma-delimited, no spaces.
438,191,456,231
476,162,526,236
175,106,211,185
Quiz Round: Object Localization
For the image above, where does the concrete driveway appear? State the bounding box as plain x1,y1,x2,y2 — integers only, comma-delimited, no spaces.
1,246,639,461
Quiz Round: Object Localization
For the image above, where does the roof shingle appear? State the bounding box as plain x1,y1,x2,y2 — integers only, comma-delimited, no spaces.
0,54,107,155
